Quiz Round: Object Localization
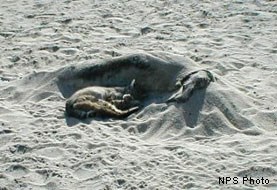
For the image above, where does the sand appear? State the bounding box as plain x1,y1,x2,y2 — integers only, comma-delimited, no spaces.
0,0,277,189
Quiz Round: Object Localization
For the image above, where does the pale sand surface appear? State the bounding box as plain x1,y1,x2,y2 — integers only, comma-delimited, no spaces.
0,0,277,189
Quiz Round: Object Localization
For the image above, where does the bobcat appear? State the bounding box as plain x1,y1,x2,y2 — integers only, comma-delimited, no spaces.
65,80,141,119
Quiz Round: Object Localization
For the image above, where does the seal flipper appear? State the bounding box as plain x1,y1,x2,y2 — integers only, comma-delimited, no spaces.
166,84,194,103
166,70,213,103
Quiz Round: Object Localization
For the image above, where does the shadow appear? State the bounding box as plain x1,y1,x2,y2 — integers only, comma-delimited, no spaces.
64,109,140,127
65,116,83,127
65,113,113,127
173,88,207,128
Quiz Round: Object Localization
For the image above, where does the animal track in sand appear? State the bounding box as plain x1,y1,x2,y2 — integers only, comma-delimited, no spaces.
34,147,65,159
6,165,29,178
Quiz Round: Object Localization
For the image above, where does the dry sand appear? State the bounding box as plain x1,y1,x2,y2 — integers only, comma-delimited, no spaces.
0,0,277,189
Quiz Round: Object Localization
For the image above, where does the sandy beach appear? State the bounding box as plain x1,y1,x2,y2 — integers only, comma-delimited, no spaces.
0,0,276,189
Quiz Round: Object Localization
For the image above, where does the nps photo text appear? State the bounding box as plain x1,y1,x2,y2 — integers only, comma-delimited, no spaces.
219,176,270,185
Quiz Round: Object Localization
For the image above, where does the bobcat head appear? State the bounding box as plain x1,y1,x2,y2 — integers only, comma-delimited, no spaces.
125,79,146,100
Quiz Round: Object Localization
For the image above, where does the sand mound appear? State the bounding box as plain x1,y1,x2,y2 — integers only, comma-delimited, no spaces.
1,53,270,140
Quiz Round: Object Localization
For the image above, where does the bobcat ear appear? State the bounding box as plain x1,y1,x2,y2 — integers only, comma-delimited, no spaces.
130,79,136,89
